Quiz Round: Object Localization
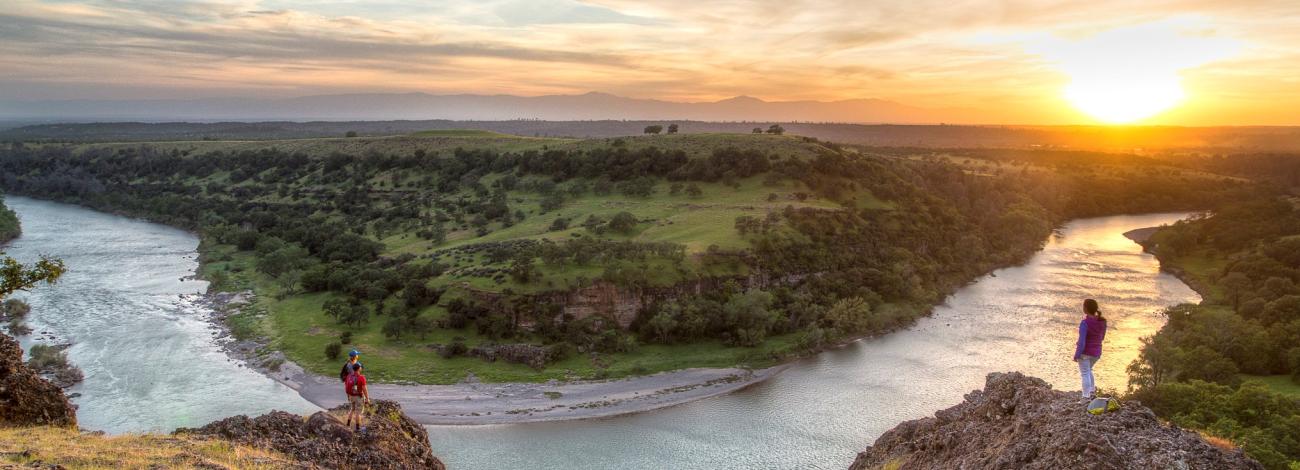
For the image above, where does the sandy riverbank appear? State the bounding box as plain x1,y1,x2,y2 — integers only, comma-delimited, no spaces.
266,360,786,425
196,291,788,426
1122,226,1163,243
1124,224,1214,300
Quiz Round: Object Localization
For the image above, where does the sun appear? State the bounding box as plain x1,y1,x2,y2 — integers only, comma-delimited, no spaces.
1033,19,1239,124
1063,72,1184,124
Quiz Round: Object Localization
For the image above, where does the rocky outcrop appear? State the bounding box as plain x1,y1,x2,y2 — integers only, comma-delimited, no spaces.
850,372,1261,470
26,343,84,389
178,400,445,470
468,271,813,329
2,333,444,468
469,342,554,369
0,333,77,428
579,272,810,326
550,281,645,327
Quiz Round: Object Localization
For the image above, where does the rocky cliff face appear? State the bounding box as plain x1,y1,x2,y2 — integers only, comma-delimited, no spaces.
0,332,76,427
850,372,1261,470
469,271,812,329
178,400,446,470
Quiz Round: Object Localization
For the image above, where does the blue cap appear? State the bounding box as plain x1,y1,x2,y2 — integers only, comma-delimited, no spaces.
349,349,360,358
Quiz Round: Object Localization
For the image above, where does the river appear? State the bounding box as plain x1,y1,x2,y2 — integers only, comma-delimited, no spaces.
4,197,1197,468
3,196,318,433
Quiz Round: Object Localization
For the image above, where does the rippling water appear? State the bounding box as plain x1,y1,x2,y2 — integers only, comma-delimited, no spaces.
4,197,317,433
4,197,1196,467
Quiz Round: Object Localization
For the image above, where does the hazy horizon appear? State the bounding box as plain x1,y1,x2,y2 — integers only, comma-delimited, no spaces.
0,91,976,124
7,91,1300,128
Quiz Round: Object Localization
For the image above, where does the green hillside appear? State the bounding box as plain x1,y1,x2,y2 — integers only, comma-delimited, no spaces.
0,132,1247,384
1130,197,1300,469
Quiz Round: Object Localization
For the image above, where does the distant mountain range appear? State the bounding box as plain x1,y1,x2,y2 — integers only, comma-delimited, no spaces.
0,92,978,124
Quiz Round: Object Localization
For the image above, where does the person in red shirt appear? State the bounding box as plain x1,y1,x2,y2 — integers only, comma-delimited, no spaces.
344,363,370,431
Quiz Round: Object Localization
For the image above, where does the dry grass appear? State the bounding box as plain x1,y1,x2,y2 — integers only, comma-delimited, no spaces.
0,426,294,469
1198,431,1238,451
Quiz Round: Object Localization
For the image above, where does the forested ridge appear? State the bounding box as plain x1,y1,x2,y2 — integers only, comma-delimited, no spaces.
0,133,1250,383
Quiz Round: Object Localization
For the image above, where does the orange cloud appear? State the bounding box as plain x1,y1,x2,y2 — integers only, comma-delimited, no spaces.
0,0,1297,124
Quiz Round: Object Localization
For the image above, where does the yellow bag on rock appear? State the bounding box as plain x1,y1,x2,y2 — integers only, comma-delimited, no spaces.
1087,397,1120,415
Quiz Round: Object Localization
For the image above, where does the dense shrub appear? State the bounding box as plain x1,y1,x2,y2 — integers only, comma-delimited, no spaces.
324,342,342,360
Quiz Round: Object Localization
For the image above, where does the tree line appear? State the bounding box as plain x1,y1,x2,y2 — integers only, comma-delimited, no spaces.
1127,195,1300,469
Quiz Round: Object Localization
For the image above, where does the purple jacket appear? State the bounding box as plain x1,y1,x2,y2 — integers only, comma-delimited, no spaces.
1074,316,1106,359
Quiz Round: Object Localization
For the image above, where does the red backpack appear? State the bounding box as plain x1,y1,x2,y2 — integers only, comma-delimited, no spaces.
345,371,361,396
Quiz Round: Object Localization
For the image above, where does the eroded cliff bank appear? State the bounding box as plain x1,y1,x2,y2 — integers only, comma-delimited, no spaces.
849,372,1261,470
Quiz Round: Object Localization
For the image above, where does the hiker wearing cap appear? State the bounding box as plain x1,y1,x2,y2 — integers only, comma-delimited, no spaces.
1073,299,1107,399
344,363,370,431
339,349,362,384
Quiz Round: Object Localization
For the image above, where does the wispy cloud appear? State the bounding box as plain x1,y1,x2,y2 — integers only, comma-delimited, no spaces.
0,0,1297,124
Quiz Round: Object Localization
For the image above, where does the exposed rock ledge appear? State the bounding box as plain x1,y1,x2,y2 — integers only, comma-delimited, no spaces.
1,332,444,469
850,372,1261,470
0,332,76,428
179,400,446,470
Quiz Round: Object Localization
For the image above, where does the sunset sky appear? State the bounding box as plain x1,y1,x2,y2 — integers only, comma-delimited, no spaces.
3,0,1299,125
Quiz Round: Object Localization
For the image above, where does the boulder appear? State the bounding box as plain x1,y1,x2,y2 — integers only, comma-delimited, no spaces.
850,372,1262,470
178,400,444,470
0,332,77,427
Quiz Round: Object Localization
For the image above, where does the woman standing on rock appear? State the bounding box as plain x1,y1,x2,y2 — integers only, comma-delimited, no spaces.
1073,299,1107,399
